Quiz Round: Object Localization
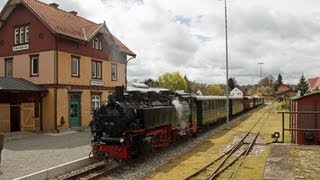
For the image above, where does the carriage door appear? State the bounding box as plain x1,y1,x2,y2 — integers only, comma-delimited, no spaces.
69,95,81,128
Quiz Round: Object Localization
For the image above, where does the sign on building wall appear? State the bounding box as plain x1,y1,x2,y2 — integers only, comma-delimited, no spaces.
90,80,105,86
13,44,30,51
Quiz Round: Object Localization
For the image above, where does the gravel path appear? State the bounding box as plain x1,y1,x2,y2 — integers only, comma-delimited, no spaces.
0,129,92,180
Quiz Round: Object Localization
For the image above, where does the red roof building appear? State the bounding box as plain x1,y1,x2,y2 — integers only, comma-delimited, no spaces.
308,77,320,92
275,84,295,101
0,0,135,132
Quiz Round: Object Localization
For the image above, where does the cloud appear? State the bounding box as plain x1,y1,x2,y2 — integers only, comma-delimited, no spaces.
1,0,320,85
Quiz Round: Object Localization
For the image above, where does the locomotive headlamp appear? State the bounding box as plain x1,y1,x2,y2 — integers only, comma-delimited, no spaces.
120,138,124,143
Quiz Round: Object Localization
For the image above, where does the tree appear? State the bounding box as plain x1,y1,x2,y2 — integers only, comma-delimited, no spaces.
184,75,191,93
274,73,283,90
207,85,224,95
297,74,309,96
258,75,275,87
228,78,237,92
158,72,187,91
144,78,159,87
277,74,283,85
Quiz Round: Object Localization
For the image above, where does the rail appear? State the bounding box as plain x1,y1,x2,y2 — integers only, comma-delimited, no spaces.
185,107,272,179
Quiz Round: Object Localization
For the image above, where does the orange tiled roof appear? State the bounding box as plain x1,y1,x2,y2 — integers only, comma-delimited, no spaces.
24,0,99,40
0,0,136,56
308,77,320,90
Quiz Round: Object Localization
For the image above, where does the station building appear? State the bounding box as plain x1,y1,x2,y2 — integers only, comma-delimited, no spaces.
0,0,136,133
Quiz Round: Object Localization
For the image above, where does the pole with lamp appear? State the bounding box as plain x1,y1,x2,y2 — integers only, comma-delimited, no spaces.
258,62,264,81
219,0,230,123
125,56,136,89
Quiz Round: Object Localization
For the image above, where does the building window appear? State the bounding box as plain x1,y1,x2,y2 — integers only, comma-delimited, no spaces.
5,58,13,77
93,37,102,50
14,25,29,45
14,29,19,45
30,55,39,76
111,64,117,81
25,26,29,43
91,95,101,113
71,56,80,77
92,60,102,79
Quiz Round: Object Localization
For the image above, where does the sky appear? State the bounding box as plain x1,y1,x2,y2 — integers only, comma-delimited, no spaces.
1,0,320,85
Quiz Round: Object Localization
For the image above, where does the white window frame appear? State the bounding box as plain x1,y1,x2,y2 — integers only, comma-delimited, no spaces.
111,64,117,81
94,38,99,49
14,28,19,45
92,60,102,79
91,95,101,113
71,57,79,77
14,26,29,45
92,37,102,50
31,56,39,76
25,26,29,43
19,27,24,44
97,62,101,79
92,61,97,78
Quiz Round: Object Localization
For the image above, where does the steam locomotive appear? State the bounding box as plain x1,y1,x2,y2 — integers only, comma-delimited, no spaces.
89,86,264,160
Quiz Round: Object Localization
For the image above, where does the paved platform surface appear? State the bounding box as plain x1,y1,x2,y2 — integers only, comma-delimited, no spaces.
0,129,92,180
263,144,320,180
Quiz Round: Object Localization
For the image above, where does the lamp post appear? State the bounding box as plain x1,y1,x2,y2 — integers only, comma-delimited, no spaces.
258,62,264,81
125,56,135,89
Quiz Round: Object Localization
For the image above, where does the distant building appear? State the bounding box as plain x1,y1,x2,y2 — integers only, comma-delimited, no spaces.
275,84,295,101
0,0,135,133
196,89,203,96
230,87,243,97
308,77,320,93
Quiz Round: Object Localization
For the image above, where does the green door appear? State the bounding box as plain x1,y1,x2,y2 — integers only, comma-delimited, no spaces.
69,95,80,128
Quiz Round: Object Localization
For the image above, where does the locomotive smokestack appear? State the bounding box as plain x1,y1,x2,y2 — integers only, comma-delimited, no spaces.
115,86,125,101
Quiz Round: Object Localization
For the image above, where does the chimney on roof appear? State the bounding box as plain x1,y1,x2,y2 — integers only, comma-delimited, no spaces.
49,3,59,8
69,11,78,16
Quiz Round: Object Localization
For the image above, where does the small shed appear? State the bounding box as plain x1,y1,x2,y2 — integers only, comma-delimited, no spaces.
230,88,243,97
290,92,320,145
0,77,47,133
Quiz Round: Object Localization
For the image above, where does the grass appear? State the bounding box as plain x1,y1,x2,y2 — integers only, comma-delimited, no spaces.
145,102,292,180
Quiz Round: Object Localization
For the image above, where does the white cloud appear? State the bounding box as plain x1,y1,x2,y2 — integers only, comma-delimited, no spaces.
1,0,320,85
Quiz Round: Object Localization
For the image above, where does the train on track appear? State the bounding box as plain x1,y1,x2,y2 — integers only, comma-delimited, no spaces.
89,86,264,160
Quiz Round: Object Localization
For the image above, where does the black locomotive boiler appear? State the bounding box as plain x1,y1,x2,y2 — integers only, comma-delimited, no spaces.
90,87,195,160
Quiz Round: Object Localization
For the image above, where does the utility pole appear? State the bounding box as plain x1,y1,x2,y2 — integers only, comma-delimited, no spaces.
222,0,229,123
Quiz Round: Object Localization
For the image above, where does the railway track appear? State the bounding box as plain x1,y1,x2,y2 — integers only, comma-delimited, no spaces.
56,160,122,180
185,107,273,180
